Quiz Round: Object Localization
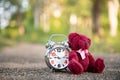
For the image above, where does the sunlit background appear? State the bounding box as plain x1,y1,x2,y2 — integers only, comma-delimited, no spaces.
0,0,120,53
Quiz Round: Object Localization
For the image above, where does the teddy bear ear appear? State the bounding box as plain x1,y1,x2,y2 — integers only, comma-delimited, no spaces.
68,33,79,42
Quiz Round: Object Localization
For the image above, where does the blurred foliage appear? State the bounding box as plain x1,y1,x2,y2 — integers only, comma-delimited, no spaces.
0,0,120,53
49,16,69,34
64,0,92,16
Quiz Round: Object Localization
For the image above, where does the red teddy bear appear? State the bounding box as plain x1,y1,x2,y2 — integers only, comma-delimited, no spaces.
68,33,105,74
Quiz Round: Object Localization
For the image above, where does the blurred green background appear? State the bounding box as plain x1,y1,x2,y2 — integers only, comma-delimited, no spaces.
0,0,120,53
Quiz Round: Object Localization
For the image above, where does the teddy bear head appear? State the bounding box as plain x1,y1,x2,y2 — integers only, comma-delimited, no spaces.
68,33,91,50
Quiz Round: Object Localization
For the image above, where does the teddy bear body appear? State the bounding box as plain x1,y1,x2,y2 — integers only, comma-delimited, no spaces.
68,33,105,74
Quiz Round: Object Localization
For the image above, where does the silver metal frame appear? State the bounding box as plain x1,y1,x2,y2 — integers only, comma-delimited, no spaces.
45,34,69,71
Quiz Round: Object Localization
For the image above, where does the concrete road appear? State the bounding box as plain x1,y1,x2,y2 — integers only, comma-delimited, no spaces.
0,43,120,80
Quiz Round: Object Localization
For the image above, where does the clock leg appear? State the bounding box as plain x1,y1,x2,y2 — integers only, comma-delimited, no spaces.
50,68,55,72
64,68,70,73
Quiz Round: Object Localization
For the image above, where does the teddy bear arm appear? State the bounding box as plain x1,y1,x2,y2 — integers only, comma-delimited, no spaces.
69,50,79,61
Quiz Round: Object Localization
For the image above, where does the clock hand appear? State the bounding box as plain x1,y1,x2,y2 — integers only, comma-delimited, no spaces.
54,56,61,59
62,56,68,59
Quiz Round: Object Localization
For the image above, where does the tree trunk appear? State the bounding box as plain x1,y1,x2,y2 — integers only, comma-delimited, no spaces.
34,5,40,28
17,6,24,36
33,0,44,28
92,0,102,36
108,0,119,36
43,11,50,32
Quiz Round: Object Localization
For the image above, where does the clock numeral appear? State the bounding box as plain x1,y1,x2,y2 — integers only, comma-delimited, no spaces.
57,48,61,52
51,52,56,56
64,60,68,64
64,52,68,56
62,49,64,52
54,64,56,67
51,60,54,64
58,64,61,68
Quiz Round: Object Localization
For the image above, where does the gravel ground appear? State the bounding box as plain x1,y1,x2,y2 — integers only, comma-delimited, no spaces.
0,43,120,80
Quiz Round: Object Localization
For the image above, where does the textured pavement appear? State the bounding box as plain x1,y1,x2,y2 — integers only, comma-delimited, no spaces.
0,43,120,80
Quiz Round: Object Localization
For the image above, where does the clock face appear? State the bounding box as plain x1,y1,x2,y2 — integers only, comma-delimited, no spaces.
48,47,69,69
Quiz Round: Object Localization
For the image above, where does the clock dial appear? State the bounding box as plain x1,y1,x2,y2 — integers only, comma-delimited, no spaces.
49,47,69,69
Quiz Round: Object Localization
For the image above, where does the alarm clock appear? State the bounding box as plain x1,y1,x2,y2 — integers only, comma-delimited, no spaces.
45,34,69,71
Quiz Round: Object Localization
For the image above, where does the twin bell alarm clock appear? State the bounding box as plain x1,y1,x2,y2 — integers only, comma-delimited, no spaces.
45,34,70,71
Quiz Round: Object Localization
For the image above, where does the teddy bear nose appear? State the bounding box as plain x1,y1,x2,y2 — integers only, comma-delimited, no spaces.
84,41,88,45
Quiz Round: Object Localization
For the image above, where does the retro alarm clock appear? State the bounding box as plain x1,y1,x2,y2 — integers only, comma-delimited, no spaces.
45,34,69,71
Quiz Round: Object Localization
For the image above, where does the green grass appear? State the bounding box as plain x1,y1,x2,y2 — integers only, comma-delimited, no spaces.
1,24,120,53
